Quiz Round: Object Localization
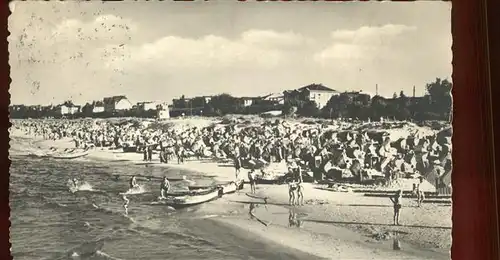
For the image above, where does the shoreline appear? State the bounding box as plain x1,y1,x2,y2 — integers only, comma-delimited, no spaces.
10,130,451,259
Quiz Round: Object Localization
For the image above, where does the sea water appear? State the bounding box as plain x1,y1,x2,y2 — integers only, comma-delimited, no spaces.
9,137,321,260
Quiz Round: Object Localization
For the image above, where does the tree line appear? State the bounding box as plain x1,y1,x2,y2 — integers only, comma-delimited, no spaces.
174,78,452,122
10,78,452,122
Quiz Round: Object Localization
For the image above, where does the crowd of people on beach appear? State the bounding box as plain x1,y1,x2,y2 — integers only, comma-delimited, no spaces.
13,117,451,223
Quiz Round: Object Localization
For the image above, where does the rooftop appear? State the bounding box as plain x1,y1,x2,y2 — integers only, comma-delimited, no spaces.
298,83,337,92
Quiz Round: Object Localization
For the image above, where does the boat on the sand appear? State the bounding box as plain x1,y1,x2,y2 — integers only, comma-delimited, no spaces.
159,187,223,208
122,145,138,153
256,173,286,184
218,179,244,194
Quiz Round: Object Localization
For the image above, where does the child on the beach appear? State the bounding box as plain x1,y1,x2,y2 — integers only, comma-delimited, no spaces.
389,190,402,225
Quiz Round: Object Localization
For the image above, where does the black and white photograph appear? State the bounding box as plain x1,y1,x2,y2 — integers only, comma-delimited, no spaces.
8,1,452,259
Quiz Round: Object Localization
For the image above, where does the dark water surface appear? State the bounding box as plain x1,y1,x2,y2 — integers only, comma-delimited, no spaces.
9,137,322,260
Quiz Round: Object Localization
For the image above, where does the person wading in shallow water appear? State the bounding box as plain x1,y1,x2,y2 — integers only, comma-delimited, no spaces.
71,178,79,189
129,176,140,189
389,190,403,225
159,176,170,200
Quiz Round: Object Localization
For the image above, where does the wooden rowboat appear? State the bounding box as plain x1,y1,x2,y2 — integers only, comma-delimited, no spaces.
51,151,89,160
217,179,244,194
159,187,223,208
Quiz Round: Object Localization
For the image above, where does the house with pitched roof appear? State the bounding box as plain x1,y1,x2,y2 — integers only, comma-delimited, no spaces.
55,101,80,116
284,83,339,109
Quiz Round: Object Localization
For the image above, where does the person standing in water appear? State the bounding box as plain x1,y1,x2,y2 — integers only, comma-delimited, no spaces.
389,190,403,225
129,176,139,189
122,195,130,216
71,178,79,189
159,176,170,199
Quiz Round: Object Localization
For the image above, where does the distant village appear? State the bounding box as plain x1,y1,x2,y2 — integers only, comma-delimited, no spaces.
10,82,438,121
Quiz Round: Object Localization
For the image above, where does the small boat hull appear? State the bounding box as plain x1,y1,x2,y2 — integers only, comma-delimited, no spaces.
218,179,244,194
52,151,89,160
256,175,286,185
122,146,138,153
161,187,223,208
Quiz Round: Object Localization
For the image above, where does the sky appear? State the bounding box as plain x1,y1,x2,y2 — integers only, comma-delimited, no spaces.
8,1,452,106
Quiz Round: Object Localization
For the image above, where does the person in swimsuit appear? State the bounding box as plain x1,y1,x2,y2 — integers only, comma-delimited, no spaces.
248,169,257,194
71,178,79,189
416,176,425,207
129,176,139,189
389,190,402,225
159,176,170,199
122,195,130,216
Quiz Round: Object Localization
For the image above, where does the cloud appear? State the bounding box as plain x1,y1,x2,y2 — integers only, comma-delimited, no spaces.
105,30,305,72
241,30,306,47
330,24,416,43
313,24,417,64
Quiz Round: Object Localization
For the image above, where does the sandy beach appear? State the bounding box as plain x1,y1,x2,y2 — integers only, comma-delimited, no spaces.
9,119,451,260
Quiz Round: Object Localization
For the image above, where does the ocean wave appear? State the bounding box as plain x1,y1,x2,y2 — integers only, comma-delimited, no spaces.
119,185,147,195
68,181,94,193
96,250,126,260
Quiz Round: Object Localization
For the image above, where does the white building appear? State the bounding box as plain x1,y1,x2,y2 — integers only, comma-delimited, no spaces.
157,105,170,119
56,104,80,115
284,84,339,109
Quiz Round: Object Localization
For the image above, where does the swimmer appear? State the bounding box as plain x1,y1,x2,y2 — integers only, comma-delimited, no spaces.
129,176,139,189
69,178,79,191
72,178,79,187
122,195,129,216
